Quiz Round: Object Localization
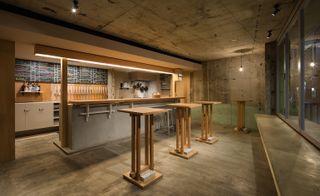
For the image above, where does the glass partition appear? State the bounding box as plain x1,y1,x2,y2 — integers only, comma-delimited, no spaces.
304,0,320,142
277,41,286,115
288,20,300,128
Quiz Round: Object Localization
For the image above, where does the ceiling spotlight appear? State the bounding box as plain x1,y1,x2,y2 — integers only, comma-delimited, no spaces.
267,30,272,39
71,0,79,13
272,4,280,16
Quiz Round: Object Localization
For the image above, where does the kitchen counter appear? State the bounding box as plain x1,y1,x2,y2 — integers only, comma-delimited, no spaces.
68,97,185,105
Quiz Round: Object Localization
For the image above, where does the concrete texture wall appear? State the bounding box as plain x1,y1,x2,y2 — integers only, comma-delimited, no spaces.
265,41,277,114
190,70,204,102
191,53,266,130
204,53,265,105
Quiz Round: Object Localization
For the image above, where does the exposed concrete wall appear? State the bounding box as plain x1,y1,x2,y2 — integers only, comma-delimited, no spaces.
191,53,266,130
265,41,277,114
190,70,204,102
205,53,265,105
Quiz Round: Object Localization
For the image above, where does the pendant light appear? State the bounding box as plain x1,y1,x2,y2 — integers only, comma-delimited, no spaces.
239,53,244,72
310,42,316,67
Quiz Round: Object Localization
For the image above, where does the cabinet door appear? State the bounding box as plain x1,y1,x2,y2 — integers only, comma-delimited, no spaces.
26,103,54,130
15,103,26,132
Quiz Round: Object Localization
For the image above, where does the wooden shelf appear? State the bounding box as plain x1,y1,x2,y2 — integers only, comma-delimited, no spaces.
19,91,43,94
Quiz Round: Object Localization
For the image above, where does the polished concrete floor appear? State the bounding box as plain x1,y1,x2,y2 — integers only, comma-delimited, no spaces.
0,125,276,196
256,115,320,196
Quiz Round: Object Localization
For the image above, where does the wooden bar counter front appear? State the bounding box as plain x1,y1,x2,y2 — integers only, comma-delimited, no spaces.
196,101,222,144
167,103,201,159
118,107,168,189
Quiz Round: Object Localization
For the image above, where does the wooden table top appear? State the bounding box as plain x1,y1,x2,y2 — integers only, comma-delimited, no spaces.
166,103,201,108
118,107,168,115
196,101,222,105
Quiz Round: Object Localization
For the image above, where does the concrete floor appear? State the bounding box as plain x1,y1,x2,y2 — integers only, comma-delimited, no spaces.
0,125,276,196
256,115,320,196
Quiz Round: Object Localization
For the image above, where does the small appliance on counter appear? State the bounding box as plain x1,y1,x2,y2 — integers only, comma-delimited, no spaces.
152,92,161,98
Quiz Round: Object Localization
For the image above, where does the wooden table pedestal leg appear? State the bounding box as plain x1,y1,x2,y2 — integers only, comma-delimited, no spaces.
123,114,162,189
196,104,218,144
170,108,198,159
235,101,246,132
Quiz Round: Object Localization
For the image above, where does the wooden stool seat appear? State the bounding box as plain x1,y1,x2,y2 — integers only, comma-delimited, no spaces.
167,103,201,159
196,101,222,144
118,107,168,189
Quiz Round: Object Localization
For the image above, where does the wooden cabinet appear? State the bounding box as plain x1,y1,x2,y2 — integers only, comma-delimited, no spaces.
15,102,54,132
15,103,26,132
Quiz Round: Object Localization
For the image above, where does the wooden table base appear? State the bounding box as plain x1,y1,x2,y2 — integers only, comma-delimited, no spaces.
170,107,198,159
235,101,247,132
123,114,162,189
196,103,218,144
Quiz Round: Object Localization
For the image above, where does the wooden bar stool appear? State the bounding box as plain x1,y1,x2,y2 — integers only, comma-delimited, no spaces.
118,107,168,189
167,103,201,159
195,101,222,144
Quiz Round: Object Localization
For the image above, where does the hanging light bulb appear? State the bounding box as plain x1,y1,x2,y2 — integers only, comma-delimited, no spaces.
71,0,79,13
239,53,244,72
310,42,316,67
310,62,315,67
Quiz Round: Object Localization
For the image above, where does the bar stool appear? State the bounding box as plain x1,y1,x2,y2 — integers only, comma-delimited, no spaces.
118,107,168,189
152,106,175,135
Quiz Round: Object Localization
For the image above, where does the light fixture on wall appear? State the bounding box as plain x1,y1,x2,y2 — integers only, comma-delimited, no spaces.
267,30,272,39
71,0,79,13
310,42,316,67
272,4,280,16
239,54,244,72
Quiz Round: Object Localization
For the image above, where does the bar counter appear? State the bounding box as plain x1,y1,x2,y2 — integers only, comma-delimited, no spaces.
59,97,184,153
68,97,185,105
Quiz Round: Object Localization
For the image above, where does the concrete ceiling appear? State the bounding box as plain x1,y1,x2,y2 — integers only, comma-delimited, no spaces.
1,0,296,61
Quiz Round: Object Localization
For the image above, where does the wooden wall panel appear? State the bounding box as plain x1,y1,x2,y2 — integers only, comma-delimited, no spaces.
0,39,15,162
59,58,69,147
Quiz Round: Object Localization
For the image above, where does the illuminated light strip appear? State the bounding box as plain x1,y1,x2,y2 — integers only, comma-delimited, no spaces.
35,53,62,59
35,53,173,74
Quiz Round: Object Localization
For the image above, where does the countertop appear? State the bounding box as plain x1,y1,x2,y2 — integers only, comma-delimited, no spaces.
68,97,185,105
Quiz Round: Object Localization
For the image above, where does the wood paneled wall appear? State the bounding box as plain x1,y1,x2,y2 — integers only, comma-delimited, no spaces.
0,39,15,163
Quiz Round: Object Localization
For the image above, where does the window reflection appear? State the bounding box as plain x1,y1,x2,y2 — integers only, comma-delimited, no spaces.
304,0,320,141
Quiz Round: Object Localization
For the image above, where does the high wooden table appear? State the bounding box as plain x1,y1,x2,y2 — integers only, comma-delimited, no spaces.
167,103,201,159
234,100,251,132
118,107,168,189
195,101,222,144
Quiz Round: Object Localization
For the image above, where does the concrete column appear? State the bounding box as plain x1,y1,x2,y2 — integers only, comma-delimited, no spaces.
0,39,15,163
265,41,277,114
